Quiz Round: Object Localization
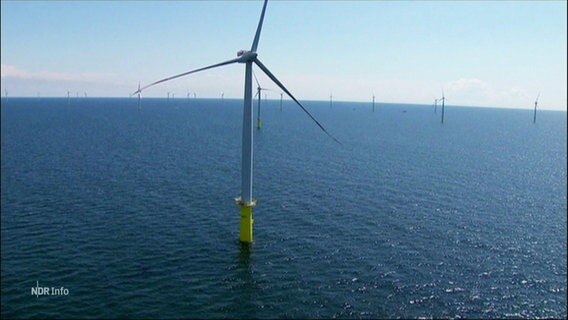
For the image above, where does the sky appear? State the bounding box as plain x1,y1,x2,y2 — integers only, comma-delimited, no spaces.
1,0,566,111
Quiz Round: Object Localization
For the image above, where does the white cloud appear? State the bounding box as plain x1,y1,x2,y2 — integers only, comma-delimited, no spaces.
1,64,114,83
443,78,539,109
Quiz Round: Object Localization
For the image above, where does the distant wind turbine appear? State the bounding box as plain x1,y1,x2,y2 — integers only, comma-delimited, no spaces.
137,82,141,110
253,70,271,129
84,92,87,98
187,90,190,99
533,93,540,124
372,93,375,112
221,92,225,102
280,92,283,112
434,98,438,113
132,0,339,243
4,89,7,98
440,91,446,124
67,91,70,105
194,92,196,99
330,92,333,108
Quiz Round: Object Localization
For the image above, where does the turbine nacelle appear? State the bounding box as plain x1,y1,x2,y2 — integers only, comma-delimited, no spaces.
237,50,257,62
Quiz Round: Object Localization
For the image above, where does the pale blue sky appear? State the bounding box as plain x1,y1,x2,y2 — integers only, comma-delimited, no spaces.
1,0,566,110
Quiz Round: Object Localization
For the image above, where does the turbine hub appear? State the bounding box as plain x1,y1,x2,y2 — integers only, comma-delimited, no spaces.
237,50,257,62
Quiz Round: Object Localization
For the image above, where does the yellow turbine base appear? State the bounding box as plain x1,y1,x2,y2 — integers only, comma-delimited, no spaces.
257,119,262,129
235,198,256,243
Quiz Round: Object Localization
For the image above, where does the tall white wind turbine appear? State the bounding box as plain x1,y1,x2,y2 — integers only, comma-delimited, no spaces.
137,82,141,110
132,0,339,244
253,71,271,129
440,91,446,124
533,93,540,124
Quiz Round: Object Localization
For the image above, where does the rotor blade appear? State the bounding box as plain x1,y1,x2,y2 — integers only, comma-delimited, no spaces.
131,57,241,95
252,70,261,89
251,0,269,52
254,58,342,146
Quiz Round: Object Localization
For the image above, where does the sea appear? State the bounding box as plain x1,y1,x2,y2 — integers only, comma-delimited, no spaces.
1,97,566,319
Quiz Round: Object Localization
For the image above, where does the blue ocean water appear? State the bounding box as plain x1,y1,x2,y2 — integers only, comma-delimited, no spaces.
1,97,566,319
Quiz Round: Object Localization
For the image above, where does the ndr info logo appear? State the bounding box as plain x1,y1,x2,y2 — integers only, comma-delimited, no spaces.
31,281,69,297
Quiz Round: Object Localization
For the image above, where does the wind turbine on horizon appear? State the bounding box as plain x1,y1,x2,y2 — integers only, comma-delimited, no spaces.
67,91,70,105
279,92,283,112
434,98,438,113
253,71,271,129
137,82,142,110
372,93,375,112
533,93,540,124
131,0,339,244
329,92,333,108
440,91,446,124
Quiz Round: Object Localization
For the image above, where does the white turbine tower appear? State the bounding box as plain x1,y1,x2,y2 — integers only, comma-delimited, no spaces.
280,92,283,112
440,91,446,124
137,81,142,110
533,93,540,124
372,93,375,112
132,0,339,243
434,98,438,113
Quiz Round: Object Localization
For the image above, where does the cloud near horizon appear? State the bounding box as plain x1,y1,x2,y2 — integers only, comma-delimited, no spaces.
1,64,115,83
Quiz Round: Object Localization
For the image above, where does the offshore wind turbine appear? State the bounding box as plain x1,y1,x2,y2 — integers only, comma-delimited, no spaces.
253,70,271,129
440,91,446,124
67,91,70,105
533,93,540,124
434,98,438,113
137,82,142,110
280,92,283,112
132,0,339,243
372,93,375,112
329,92,333,108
